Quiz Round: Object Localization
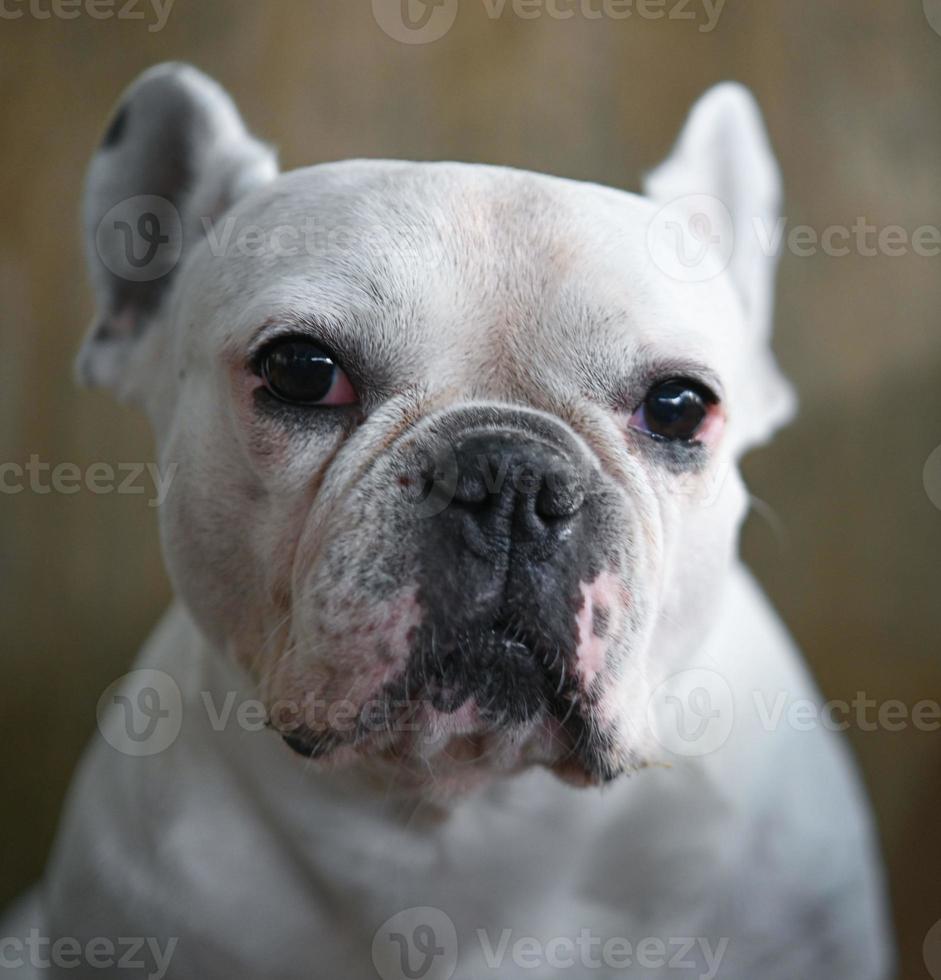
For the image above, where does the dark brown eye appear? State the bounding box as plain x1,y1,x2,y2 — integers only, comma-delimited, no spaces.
259,340,357,407
631,379,715,443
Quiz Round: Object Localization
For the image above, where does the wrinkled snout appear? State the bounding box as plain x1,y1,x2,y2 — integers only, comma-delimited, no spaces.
280,407,636,785
390,419,615,734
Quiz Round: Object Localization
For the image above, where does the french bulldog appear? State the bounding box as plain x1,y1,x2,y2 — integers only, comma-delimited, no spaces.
2,64,892,978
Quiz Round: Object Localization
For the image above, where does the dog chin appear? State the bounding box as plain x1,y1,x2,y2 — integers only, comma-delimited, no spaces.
276,697,633,797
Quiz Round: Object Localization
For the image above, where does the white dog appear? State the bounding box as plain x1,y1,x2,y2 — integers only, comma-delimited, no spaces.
2,64,892,979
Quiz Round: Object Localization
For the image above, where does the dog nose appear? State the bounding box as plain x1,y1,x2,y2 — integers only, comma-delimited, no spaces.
441,430,586,560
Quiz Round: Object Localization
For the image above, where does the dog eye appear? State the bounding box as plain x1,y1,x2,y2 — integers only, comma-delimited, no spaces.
259,339,357,407
630,379,716,443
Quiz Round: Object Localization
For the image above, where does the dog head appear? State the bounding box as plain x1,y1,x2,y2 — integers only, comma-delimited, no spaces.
78,64,793,794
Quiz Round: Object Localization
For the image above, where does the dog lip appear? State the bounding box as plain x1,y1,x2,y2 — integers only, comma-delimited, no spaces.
550,761,608,789
280,732,316,758
279,728,338,760
549,753,624,788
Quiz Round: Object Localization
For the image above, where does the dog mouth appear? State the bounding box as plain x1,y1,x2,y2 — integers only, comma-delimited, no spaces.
275,619,626,787
413,618,562,725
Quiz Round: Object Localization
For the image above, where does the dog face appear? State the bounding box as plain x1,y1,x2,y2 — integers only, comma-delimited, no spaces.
79,65,793,793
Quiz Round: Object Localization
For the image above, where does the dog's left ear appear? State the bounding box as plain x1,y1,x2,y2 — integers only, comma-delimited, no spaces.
77,63,278,400
645,83,796,448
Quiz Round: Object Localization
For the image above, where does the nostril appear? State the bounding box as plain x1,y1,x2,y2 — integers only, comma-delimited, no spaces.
535,469,586,521
436,430,589,555
452,450,503,511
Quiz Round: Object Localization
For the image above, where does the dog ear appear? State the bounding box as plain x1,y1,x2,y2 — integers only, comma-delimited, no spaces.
645,83,795,447
77,63,278,397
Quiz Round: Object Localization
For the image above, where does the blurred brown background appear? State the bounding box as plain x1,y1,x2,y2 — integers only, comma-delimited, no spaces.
1,1,939,976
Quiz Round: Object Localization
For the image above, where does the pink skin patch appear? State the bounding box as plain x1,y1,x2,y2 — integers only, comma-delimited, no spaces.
277,575,633,789
270,588,422,737
331,589,422,696
428,699,480,737
574,572,624,689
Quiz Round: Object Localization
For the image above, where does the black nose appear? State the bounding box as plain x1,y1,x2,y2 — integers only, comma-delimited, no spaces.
440,430,587,560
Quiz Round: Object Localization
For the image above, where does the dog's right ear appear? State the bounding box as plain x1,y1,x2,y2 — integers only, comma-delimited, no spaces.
645,83,795,450
77,63,278,399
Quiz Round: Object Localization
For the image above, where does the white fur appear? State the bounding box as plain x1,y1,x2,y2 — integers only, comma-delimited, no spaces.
2,67,892,978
